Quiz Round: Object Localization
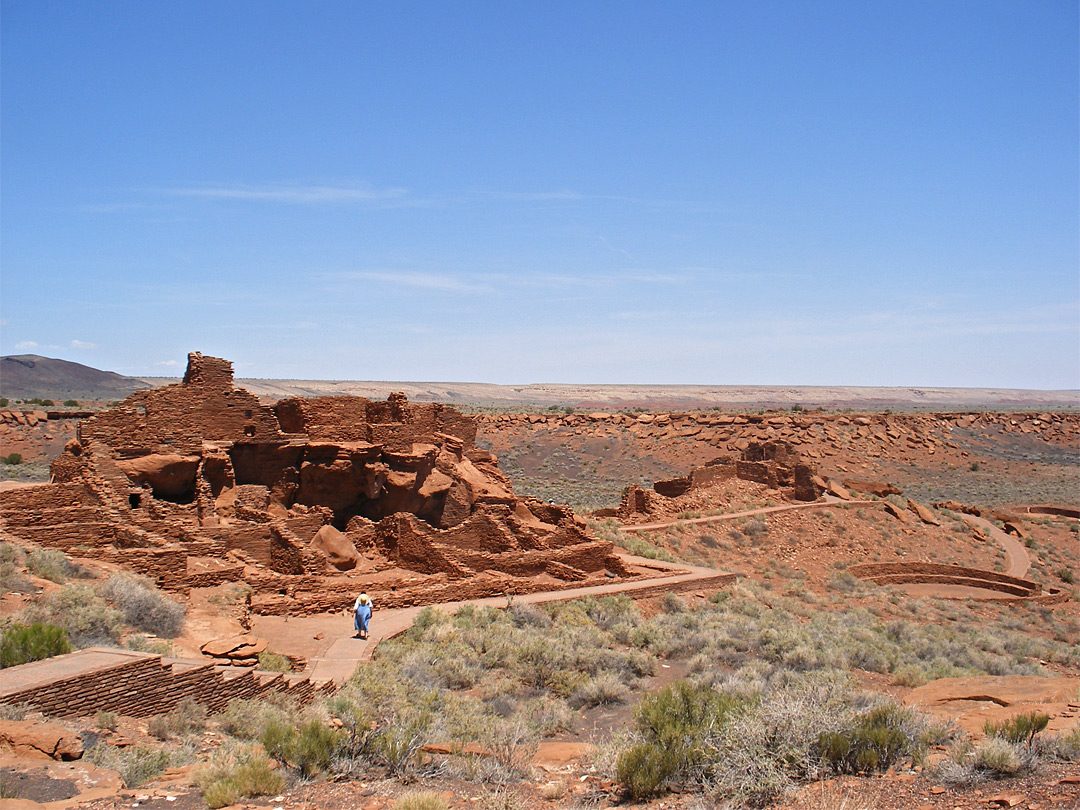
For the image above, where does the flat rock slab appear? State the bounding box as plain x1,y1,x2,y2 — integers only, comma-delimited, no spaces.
905,675,1078,708
199,634,268,658
0,720,83,760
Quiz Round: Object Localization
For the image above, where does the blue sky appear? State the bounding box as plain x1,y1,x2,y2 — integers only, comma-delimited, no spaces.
2,1,1077,387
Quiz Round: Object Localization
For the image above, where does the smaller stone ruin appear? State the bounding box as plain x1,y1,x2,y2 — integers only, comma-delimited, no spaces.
0,353,633,616
617,440,823,520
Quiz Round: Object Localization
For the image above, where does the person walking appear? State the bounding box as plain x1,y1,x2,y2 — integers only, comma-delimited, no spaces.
353,592,373,640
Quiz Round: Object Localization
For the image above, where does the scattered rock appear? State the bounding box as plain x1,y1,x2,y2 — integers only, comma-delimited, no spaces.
907,499,942,526
0,719,83,760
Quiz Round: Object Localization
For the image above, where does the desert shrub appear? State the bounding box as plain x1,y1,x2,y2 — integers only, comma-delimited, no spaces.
892,664,929,687
63,400,78,407
984,711,1049,745
970,736,1023,776
2,453,22,465
569,672,630,708
126,635,174,656
481,714,539,779
616,681,745,798
148,698,206,740
827,570,861,594
704,673,857,805
520,695,573,735
1056,567,1075,584
818,704,919,773
0,622,71,667
257,650,293,672
661,593,688,613
100,574,185,638
95,710,118,731
393,792,449,810
87,742,171,787
614,533,677,562
25,549,80,583
0,703,32,721
508,603,551,629
744,517,768,538
20,583,123,646
1035,726,1080,762
194,744,284,809
0,543,29,588
219,697,295,741
261,717,343,778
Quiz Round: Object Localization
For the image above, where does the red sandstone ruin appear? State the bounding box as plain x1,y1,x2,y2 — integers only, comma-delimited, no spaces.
0,354,632,616
614,440,824,521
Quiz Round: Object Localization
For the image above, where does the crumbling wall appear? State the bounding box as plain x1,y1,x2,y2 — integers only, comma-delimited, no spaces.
79,353,284,453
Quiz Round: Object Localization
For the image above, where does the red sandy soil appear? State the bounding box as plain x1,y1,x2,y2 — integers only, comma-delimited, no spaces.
3,405,1078,810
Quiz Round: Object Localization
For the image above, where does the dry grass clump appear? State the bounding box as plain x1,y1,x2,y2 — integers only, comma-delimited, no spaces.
148,698,207,740
393,792,448,810
100,573,186,638
20,583,123,647
26,548,89,583
193,743,284,808
87,742,171,787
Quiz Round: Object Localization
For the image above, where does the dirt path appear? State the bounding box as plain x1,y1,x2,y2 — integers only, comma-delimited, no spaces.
251,556,735,685
959,513,1031,578
620,495,873,533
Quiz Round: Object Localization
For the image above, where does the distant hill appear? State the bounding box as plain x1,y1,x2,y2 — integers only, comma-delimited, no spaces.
0,355,152,401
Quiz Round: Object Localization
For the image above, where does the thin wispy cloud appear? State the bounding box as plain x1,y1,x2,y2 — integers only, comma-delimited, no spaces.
69,339,97,350
162,183,408,205
14,341,38,350
339,271,490,293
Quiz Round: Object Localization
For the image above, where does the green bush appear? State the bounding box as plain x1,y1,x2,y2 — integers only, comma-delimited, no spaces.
818,704,913,773
616,681,744,798
2,453,22,465
1056,567,1075,584
984,711,1049,745
194,746,284,809
63,400,79,407
101,574,185,638
261,718,343,778
0,623,72,667
257,650,293,672
219,697,295,741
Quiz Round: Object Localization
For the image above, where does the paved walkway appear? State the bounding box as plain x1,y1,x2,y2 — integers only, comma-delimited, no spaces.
621,495,872,532
256,503,1033,685
251,556,736,685
959,513,1031,578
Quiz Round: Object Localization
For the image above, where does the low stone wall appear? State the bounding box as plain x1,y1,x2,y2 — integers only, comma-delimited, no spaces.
250,570,738,616
848,562,1069,604
0,648,333,718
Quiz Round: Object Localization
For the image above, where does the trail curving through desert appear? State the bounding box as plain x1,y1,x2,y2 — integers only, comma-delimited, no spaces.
619,494,871,533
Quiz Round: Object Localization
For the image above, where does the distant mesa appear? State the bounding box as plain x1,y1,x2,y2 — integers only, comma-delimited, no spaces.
0,354,151,401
